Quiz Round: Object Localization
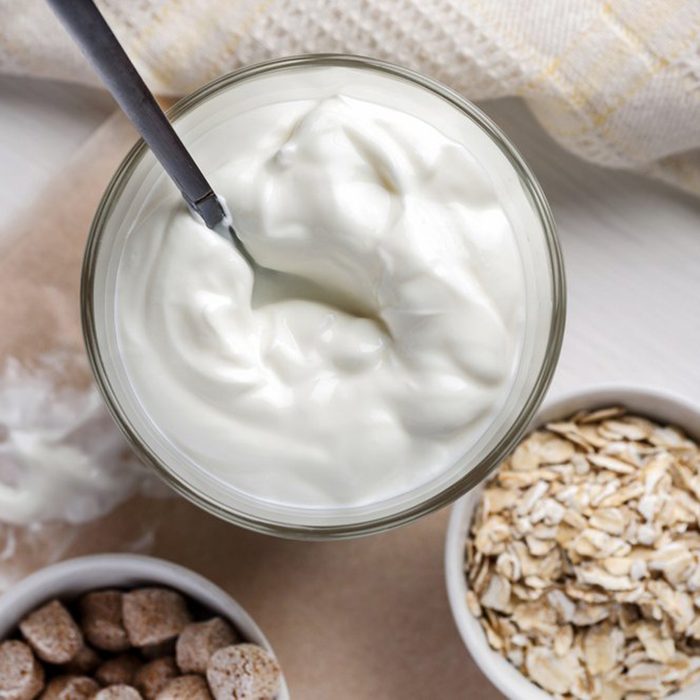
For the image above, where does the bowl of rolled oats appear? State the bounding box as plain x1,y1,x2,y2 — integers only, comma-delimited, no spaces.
446,387,700,700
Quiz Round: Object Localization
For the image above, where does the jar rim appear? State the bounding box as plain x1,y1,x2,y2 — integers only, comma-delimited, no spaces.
81,53,566,540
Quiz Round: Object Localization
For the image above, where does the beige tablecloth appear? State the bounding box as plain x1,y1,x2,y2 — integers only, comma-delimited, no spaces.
0,111,501,698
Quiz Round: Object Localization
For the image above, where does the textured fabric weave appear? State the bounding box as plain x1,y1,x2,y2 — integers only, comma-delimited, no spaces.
2,0,700,193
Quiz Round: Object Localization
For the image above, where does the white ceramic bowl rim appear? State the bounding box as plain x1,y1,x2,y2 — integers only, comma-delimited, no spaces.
0,553,290,699
445,385,700,700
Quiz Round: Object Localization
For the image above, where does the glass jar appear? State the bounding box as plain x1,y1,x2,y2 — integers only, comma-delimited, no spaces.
82,54,565,539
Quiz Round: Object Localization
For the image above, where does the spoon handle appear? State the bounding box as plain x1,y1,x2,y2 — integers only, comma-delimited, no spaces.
46,0,226,229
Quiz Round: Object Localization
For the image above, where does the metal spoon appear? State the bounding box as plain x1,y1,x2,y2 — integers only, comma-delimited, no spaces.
46,0,246,253
47,0,388,324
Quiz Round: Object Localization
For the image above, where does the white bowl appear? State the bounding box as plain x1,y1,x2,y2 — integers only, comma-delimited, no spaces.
0,554,290,699
445,386,700,700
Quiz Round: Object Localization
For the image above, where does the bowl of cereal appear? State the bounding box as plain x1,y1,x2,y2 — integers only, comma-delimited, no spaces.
0,554,289,699
446,387,700,700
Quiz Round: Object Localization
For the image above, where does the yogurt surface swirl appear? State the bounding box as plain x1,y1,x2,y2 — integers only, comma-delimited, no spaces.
116,74,527,508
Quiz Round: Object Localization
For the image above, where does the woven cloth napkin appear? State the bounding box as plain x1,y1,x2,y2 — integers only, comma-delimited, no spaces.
2,0,700,194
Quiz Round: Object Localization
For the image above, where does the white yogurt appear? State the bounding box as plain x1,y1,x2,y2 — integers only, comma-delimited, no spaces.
115,67,534,509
